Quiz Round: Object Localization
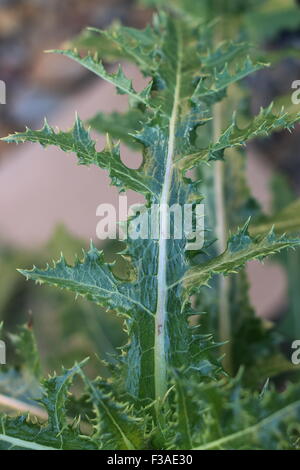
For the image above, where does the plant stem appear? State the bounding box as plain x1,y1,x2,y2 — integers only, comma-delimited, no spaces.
213,95,233,376
154,22,183,402
211,19,234,375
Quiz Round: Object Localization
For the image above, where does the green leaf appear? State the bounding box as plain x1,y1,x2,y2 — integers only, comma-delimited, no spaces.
81,375,146,450
0,414,96,450
198,42,251,70
247,354,300,387
168,372,300,450
192,378,300,450
40,360,88,433
2,117,155,196
178,105,300,170
3,3,300,450
88,109,146,149
251,199,300,237
5,9,300,407
0,360,96,450
10,14,220,403
47,49,153,106
192,56,267,106
183,221,300,292
87,24,160,75
19,244,154,319
171,372,196,449
71,27,127,61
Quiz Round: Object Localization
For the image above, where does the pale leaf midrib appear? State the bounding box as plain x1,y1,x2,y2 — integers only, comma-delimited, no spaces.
81,373,136,450
100,400,136,450
0,434,58,451
154,22,183,401
20,271,154,318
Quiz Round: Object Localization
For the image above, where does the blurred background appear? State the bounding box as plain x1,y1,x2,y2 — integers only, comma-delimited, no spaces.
0,0,300,384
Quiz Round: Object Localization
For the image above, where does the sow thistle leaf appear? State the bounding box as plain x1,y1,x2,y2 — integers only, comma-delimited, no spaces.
3,2,300,450
0,324,43,416
178,105,300,170
71,28,127,62
81,376,146,450
88,24,160,75
5,10,300,404
171,372,197,449
0,361,96,450
246,353,300,387
198,41,250,70
251,199,300,237
48,49,153,106
0,415,96,450
72,21,160,72
183,221,300,291
172,374,300,450
11,14,222,401
88,108,146,149
192,56,266,106
18,244,154,319
2,117,155,196
203,385,300,450
40,360,88,434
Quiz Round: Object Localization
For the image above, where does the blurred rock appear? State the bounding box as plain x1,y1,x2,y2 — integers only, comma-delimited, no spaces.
0,6,22,37
9,86,62,126
0,40,29,81
0,0,145,154
249,58,300,192
30,52,90,91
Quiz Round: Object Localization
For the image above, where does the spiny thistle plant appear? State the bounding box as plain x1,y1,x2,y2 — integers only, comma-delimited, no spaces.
1,0,300,450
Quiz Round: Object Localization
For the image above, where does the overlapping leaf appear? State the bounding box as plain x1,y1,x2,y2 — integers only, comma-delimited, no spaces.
3,117,156,196
251,199,300,237
183,222,300,291
48,49,153,106
0,324,43,416
19,244,154,319
87,24,160,75
192,56,267,106
81,375,146,450
178,105,300,170
6,14,221,402
88,108,145,148
172,373,300,450
0,361,96,450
